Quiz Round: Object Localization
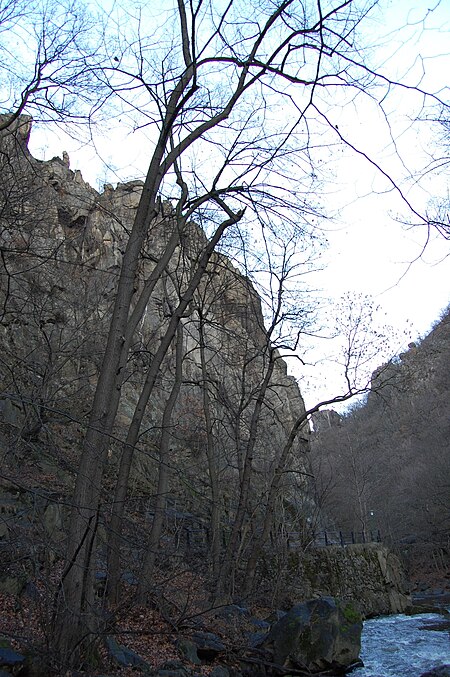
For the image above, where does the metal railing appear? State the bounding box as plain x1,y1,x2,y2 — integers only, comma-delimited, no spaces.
314,529,382,547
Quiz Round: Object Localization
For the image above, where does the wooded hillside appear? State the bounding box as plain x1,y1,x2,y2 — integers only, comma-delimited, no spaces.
311,308,450,588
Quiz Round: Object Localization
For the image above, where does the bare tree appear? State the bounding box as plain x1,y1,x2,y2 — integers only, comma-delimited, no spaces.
34,0,448,663
418,106,450,239
0,0,109,133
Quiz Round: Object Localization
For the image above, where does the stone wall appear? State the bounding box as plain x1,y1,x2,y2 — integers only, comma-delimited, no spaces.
282,544,410,618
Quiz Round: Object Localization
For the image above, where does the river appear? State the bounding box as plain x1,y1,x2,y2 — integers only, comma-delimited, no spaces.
352,611,450,677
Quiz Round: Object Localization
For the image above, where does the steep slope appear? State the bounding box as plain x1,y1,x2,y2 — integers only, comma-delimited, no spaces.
0,116,312,599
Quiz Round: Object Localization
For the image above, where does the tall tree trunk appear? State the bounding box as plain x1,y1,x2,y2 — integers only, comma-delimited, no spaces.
51,211,154,660
107,321,184,604
52,131,184,660
105,211,242,603
198,309,222,583
52,0,264,649
135,322,184,601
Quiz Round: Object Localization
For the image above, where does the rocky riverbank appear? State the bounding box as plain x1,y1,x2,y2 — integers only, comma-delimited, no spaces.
0,596,364,677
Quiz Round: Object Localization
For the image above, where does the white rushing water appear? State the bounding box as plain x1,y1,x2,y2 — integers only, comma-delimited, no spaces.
352,612,450,677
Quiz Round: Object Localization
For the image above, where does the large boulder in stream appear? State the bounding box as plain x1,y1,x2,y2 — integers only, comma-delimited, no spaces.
420,667,450,677
261,597,362,673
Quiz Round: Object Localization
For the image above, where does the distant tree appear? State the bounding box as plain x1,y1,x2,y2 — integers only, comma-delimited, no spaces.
311,308,450,548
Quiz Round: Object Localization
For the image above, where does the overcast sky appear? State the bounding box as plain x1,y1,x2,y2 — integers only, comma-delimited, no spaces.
28,0,450,408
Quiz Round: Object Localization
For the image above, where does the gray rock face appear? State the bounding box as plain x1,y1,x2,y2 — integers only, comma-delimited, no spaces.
262,597,362,673
0,116,310,449
0,115,312,531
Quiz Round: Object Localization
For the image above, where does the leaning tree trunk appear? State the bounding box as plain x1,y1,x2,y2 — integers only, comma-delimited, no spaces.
107,323,184,603
52,9,254,651
51,196,159,662
51,121,187,661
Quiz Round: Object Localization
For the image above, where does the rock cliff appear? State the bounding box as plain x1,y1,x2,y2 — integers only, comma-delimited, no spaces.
0,117,414,617
0,116,313,587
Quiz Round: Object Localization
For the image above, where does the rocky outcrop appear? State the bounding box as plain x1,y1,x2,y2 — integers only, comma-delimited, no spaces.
311,408,342,433
0,117,309,460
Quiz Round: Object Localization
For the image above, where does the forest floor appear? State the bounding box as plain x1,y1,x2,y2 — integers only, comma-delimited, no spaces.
0,571,273,676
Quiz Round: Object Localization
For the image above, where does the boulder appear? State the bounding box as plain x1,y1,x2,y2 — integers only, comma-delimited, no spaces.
217,605,249,620
105,636,149,669
420,667,450,677
261,597,362,673
154,659,193,676
176,638,202,665
0,574,26,596
405,604,449,617
210,667,230,677
191,631,225,660
0,645,25,669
